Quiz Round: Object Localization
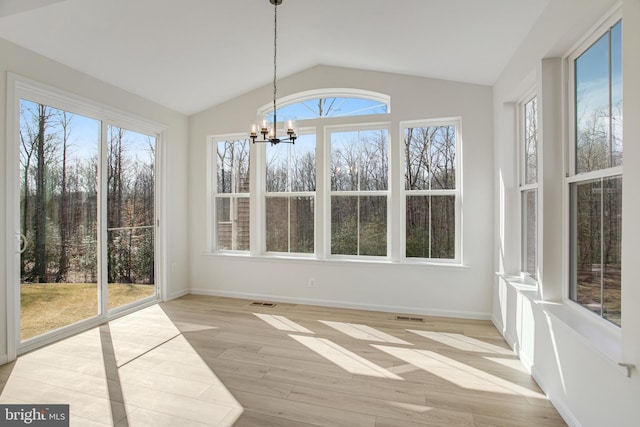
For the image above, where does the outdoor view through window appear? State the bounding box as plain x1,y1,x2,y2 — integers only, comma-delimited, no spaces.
19,99,156,340
570,20,622,326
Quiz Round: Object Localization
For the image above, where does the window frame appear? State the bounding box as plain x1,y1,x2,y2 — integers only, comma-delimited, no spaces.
257,88,391,120
325,122,391,260
565,12,623,327
400,118,462,264
518,92,539,284
207,89,468,266
6,73,166,358
209,134,252,253
263,127,317,256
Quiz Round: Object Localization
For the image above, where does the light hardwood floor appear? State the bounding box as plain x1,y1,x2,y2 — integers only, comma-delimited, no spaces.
0,295,566,426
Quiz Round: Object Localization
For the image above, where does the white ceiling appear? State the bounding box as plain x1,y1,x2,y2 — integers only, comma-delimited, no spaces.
0,0,550,115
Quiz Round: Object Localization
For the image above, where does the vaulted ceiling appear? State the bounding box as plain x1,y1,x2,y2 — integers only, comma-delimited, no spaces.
0,0,550,115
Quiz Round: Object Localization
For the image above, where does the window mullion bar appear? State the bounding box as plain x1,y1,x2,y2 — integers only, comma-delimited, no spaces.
357,130,361,256
231,196,236,251
288,197,292,253
566,166,623,184
98,122,109,316
600,178,605,319
428,195,432,259
427,131,432,259
608,27,613,169
520,183,539,192
356,196,360,256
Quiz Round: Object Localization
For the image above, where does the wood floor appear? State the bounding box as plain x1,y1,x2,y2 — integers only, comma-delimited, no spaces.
0,295,566,426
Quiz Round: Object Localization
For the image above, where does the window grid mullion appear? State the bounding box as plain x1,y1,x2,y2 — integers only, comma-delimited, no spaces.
599,178,604,317
428,194,432,259
288,197,292,253
608,28,613,170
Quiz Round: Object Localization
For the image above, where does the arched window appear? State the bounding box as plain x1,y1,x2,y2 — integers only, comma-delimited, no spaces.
211,87,461,263
258,89,390,121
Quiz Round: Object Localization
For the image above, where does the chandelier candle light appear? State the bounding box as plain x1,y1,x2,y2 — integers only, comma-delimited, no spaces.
250,0,297,145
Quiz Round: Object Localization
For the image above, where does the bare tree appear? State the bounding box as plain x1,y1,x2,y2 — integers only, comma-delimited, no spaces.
405,125,456,258
108,127,126,282
19,104,36,277
56,111,73,282
30,104,58,282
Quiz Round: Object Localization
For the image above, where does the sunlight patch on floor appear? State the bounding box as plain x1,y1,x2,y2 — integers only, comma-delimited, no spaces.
373,345,544,398
408,330,513,355
171,321,219,333
254,313,314,333
320,320,412,345
1,305,244,426
388,401,434,413
290,335,403,380
484,356,530,374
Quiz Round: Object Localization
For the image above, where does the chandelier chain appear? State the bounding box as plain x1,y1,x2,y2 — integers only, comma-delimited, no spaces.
273,1,278,126
249,0,295,145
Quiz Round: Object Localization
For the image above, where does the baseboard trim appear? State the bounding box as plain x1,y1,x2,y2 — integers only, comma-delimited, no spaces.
0,354,8,366
491,312,580,427
166,288,190,301
531,367,582,427
188,288,492,320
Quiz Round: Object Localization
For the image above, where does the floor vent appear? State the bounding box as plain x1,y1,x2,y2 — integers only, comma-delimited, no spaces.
250,301,277,308
395,315,424,322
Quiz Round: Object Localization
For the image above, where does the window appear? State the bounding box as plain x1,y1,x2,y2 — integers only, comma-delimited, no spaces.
569,19,622,326
265,133,316,253
260,89,390,121
329,126,389,257
403,120,459,261
209,89,465,264
520,95,538,280
214,138,250,251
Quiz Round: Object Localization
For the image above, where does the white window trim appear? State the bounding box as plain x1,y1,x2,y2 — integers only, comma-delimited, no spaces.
519,91,538,187
399,118,462,264
207,90,470,268
566,11,622,178
257,88,391,118
208,134,252,254
325,122,392,260
263,127,317,256
518,90,539,285
564,9,623,327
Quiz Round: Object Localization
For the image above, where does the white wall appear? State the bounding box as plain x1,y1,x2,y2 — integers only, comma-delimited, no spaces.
0,37,190,362
188,65,495,319
493,1,640,426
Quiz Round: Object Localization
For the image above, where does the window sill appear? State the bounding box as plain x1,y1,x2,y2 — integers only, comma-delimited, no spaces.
537,299,622,365
202,251,468,268
501,276,625,374
498,274,538,298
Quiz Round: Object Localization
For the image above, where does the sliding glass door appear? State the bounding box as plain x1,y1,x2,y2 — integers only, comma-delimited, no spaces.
19,101,101,340
17,99,158,344
107,126,157,310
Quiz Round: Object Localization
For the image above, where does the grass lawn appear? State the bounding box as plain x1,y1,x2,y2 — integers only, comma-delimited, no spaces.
20,283,156,340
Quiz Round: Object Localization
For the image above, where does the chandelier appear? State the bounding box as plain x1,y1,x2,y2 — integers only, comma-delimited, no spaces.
250,0,297,145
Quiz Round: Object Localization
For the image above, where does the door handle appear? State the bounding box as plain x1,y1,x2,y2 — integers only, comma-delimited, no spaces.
19,233,27,254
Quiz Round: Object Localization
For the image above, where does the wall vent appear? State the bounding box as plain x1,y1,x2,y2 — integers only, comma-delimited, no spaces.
395,315,424,322
250,301,277,308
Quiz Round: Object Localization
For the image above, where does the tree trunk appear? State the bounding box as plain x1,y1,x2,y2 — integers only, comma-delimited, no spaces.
57,113,70,282
34,105,48,283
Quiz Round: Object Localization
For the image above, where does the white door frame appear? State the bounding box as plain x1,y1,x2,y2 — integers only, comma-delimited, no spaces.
4,73,167,360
